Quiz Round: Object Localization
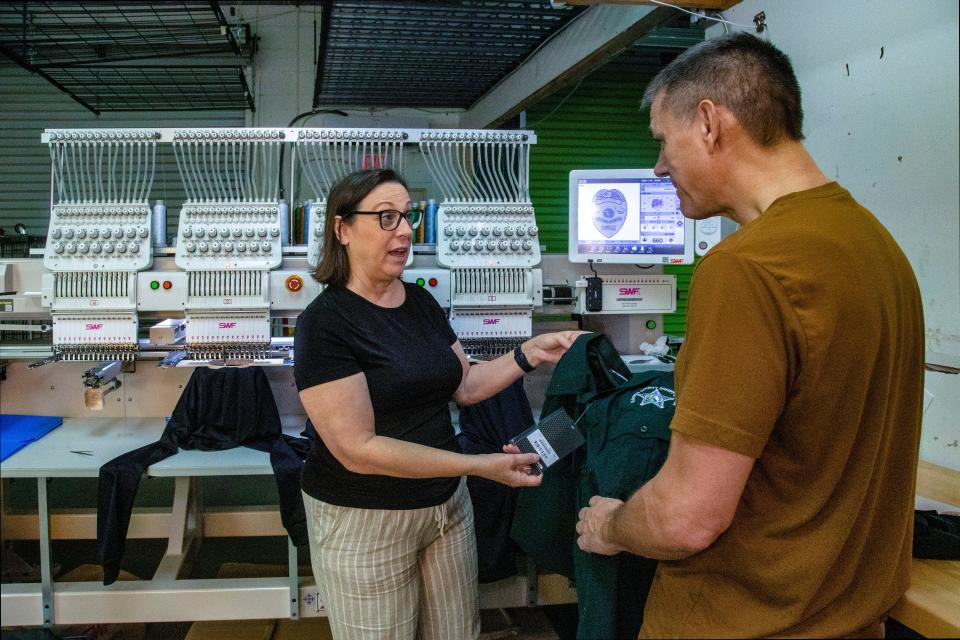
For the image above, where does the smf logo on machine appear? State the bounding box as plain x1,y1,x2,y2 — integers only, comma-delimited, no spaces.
482,318,500,325
85,323,104,331
630,386,676,409
218,322,238,329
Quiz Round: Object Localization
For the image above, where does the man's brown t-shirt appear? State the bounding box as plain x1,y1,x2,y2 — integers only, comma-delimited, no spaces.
640,182,924,638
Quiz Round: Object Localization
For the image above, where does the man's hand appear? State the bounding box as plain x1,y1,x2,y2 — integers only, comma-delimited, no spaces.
576,495,625,556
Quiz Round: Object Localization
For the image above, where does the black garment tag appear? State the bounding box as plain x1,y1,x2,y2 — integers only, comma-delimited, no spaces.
509,408,585,475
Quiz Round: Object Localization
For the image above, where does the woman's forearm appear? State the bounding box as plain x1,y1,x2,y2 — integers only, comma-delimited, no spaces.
339,432,540,489
453,348,527,406
452,331,582,406
342,434,482,478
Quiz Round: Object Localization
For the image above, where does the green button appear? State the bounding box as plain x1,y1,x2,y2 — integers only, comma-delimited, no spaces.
150,280,160,290
416,278,425,286
646,319,657,330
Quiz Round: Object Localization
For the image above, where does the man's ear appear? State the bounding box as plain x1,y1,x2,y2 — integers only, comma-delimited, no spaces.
697,99,722,153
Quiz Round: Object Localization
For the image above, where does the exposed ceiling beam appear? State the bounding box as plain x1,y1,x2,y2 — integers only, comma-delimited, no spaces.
561,0,741,8
37,52,247,69
460,4,675,129
0,46,100,115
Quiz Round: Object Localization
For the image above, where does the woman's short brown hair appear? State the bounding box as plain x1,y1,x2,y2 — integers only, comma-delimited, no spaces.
311,168,408,287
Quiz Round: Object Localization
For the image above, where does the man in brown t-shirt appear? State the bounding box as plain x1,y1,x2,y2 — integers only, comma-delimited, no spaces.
575,33,924,638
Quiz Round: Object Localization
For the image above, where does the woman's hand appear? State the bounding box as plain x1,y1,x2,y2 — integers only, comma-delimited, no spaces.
522,330,588,368
473,444,543,487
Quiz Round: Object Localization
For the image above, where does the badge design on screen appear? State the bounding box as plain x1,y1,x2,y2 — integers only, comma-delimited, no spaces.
592,189,628,238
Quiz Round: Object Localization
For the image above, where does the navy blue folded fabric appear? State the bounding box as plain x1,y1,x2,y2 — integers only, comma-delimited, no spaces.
457,376,534,583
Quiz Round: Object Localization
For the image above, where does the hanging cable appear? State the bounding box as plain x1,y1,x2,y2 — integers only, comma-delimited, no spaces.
276,107,349,199
531,77,585,128
646,0,755,30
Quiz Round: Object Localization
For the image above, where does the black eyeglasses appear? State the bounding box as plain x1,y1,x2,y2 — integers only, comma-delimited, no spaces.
342,209,422,231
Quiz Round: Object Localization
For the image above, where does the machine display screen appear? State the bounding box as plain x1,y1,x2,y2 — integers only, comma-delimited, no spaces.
568,169,693,265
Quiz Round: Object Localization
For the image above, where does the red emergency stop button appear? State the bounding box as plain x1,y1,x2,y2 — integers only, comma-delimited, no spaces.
428,278,438,287
162,280,173,290
285,274,304,292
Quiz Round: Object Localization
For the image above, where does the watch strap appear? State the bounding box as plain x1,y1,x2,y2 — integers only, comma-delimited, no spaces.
513,345,536,373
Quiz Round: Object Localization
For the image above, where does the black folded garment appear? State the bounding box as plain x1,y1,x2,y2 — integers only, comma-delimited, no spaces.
457,377,534,583
97,367,310,585
913,510,960,559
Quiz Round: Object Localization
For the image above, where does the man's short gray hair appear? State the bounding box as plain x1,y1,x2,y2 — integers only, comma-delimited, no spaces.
641,32,804,146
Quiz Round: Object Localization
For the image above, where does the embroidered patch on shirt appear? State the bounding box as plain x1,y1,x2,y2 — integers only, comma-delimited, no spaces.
630,386,676,409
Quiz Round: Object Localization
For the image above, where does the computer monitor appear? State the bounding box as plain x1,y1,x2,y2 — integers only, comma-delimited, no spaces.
568,168,694,265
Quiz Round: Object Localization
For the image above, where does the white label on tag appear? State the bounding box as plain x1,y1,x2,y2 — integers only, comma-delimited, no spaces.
526,429,559,467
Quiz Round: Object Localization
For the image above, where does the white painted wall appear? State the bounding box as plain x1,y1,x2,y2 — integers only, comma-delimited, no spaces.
238,3,316,127
704,1,959,469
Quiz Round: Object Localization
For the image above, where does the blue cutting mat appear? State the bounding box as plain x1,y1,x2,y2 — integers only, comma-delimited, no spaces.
0,414,63,462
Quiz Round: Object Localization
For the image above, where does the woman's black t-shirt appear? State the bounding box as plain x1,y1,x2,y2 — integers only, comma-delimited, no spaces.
293,281,463,509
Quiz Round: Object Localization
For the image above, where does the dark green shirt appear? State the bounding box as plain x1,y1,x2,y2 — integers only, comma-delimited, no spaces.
512,333,674,640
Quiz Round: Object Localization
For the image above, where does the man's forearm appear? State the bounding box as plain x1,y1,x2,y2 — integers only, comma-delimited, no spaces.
607,482,706,561
578,432,746,559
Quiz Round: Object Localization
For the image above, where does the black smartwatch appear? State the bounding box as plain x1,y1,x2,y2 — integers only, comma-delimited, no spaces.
513,345,536,373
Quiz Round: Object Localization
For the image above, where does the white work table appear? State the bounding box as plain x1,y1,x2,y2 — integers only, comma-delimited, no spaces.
1,418,164,478
0,417,304,628
0,417,305,478
1,418,569,628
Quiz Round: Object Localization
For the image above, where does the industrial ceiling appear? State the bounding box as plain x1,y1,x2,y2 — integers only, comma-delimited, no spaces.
1,1,702,116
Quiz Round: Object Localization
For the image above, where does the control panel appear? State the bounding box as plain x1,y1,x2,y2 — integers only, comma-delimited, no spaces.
694,216,740,256
137,271,187,311
401,268,451,307
44,204,153,271
175,203,282,270
695,216,722,256
437,204,540,268
270,270,322,310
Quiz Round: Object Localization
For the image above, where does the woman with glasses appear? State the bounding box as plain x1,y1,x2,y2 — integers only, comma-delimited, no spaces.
294,168,581,640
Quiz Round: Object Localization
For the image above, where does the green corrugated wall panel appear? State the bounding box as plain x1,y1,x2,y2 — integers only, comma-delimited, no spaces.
526,71,662,253
663,259,696,335
526,66,696,335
